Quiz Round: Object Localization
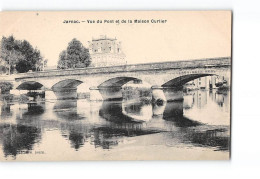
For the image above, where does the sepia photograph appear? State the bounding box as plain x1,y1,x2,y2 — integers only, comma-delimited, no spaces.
0,11,231,161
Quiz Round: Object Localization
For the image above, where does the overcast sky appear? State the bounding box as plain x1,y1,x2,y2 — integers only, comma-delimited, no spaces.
0,11,231,66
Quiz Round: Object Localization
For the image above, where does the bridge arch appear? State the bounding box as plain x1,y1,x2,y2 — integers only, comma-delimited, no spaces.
16,81,45,90
152,74,217,103
51,79,84,100
51,79,83,91
98,77,145,88
15,81,46,100
161,74,215,87
90,77,150,101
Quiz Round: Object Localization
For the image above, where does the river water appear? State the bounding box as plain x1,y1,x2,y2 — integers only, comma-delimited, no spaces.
0,89,230,161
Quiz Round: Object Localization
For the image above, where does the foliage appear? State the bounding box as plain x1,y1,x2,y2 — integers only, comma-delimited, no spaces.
57,38,91,69
0,82,13,94
0,35,47,74
0,66,8,74
15,60,31,73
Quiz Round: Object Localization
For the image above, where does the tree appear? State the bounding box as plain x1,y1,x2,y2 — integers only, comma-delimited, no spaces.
0,66,8,74
15,60,31,73
0,82,13,94
57,38,91,69
0,36,23,74
0,35,47,74
57,51,68,69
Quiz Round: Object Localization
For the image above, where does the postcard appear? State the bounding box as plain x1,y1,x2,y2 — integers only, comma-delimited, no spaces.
0,11,231,161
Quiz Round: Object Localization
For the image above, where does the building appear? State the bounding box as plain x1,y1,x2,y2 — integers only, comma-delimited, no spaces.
185,76,230,90
194,77,208,89
88,35,126,67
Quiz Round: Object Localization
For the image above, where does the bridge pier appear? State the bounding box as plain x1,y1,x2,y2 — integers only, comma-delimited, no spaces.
89,87,103,101
53,88,78,100
152,102,166,116
151,86,184,103
90,86,123,101
45,90,57,100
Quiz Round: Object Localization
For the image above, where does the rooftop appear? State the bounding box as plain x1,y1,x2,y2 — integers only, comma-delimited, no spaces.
91,35,117,41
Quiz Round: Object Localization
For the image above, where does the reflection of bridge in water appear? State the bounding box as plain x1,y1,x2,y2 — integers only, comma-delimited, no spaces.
0,90,230,155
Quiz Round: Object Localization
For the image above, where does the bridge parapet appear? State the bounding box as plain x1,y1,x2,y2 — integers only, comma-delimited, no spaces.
0,75,15,82
14,57,231,80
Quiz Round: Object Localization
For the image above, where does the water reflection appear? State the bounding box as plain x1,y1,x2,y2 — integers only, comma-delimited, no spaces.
122,101,153,121
0,89,230,159
68,131,85,150
100,101,145,124
53,100,85,120
0,124,41,157
183,128,229,151
163,127,230,151
214,92,229,107
23,103,45,116
0,104,13,118
163,101,201,127
91,128,119,149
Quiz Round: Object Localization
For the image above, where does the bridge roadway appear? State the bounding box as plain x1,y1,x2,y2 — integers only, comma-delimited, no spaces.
13,57,231,102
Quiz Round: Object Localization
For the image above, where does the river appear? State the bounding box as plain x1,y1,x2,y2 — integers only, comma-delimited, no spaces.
0,89,230,161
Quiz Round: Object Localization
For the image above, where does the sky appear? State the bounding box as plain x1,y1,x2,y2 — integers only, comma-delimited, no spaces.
0,11,231,67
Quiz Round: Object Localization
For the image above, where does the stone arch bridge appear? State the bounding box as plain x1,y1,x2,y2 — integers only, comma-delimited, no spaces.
13,57,231,102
